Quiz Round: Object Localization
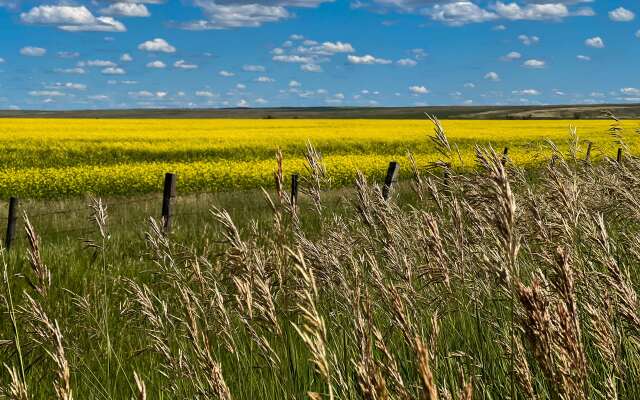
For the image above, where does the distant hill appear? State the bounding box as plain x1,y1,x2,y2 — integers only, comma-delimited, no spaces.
1,104,639,119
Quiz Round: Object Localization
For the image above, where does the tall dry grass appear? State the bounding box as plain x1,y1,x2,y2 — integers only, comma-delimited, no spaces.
2,116,640,399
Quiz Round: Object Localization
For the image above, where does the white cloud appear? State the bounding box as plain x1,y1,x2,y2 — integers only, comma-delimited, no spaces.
88,95,109,101
255,76,275,82
637,30,640,39
290,34,304,40
174,60,198,69
494,2,568,21
576,55,591,61
20,46,46,56
397,58,417,67
121,53,133,62
102,67,125,75
484,71,500,81
409,85,429,94
236,84,246,90
59,17,125,32
319,41,354,53
58,51,79,58
301,63,322,72
49,82,86,90
237,99,249,107
500,51,521,61
585,36,604,48
243,64,265,72
81,60,117,67
609,7,634,22
523,59,545,69
129,90,166,98
0,58,4,63
138,38,176,53
146,60,166,69
196,90,217,97
512,89,540,96
411,48,427,60
21,6,126,32
427,2,498,26
272,55,313,63
255,98,268,104
621,88,640,96
464,82,475,88
347,54,392,65
219,70,235,77
55,67,85,74
289,80,301,87
179,3,291,30
101,3,150,17
29,90,64,97
518,34,539,46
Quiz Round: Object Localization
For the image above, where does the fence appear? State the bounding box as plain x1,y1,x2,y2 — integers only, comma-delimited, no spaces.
1,145,626,250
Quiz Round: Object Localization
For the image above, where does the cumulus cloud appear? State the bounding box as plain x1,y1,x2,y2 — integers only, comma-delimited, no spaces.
409,85,429,94
397,58,417,67
58,51,79,58
21,5,126,32
20,46,46,56
576,54,591,61
55,67,85,74
318,41,354,53
301,63,322,72
518,34,539,46
523,59,545,69
289,80,301,87
180,3,291,30
243,64,265,72
196,90,217,97
585,36,604,48
500,51,521,61
609,7,634,22
138,38,176,53
174,60,198,69
255,76,275,82
484,71,500,81
80,60,117,67
347,54,392,64
494,2,568,21
102,67,125,75
427,2,497,26
121,53,133,62
272,54,313,63
48,82,86,90
29,90,64,97
219,70,235,77
620,88,640,96
100,3,150,17
146,60,166,69
512,89,540,96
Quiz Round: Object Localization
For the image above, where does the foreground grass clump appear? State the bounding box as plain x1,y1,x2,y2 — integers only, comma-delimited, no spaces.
1,118,640,198
2,120,640,399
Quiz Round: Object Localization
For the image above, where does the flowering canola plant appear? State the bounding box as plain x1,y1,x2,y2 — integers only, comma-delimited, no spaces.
0,118,638,198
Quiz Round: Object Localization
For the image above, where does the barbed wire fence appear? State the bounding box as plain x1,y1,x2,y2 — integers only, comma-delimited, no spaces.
1,144,623,250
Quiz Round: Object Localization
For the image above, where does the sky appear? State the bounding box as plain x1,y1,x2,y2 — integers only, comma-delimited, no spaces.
0,0,639,110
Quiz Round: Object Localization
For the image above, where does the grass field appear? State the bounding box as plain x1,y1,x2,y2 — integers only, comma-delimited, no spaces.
1,118,639,198
2,118,640,399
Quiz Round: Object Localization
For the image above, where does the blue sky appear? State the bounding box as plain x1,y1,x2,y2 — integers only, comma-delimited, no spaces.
0,0,638,109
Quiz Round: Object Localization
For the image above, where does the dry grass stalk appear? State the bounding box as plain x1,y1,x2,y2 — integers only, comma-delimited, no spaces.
134,371,146,400
23,214,51,297
3,364,29,400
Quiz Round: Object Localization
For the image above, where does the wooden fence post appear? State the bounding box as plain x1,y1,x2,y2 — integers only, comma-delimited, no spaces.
617,148,623,164
585,142,592,162
501,147,509,166
5,197,18,250
382,161,400,200
290,174,299,207
162,173,177,233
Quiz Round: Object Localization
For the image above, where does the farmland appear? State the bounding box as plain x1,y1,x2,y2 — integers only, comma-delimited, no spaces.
2,117,640,399
0,118,639,198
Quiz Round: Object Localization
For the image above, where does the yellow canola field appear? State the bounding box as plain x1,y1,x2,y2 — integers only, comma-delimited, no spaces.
0,118,638,198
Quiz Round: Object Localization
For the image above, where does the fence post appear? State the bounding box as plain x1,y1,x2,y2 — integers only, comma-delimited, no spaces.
290,174,299,207
5,197,18,250
501,147,509,165
382,161,400,201
585,142,592,163
162,173,177,233
617,148,623,164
